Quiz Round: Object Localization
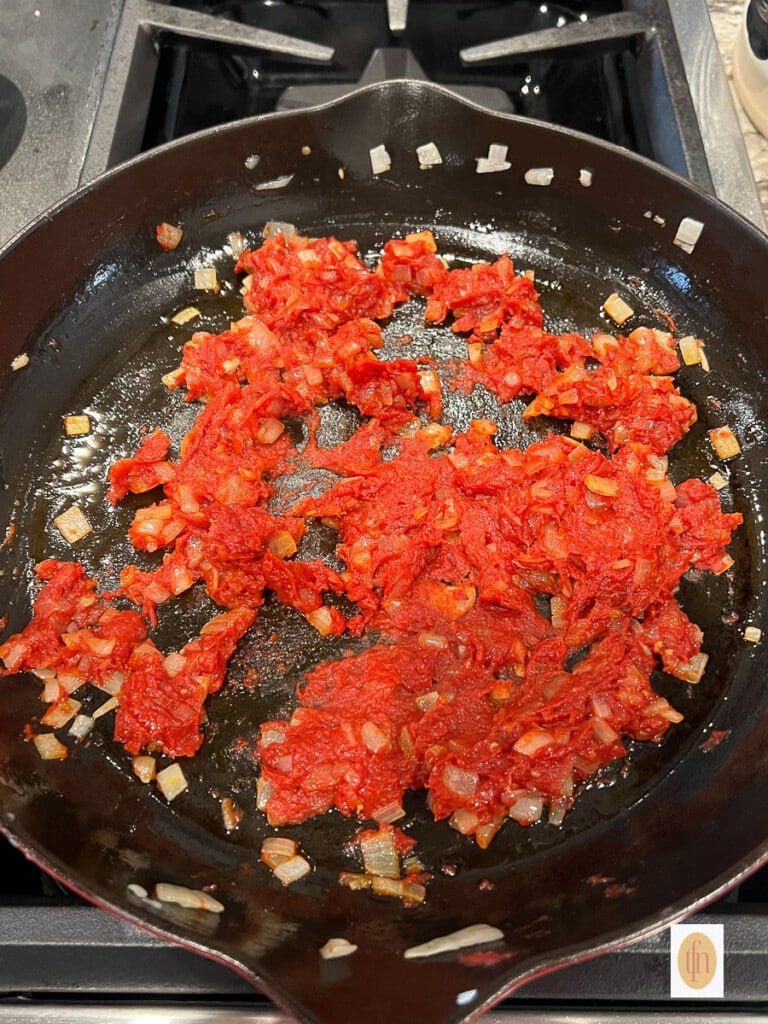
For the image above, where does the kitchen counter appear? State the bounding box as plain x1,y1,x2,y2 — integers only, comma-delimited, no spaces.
708,0,768,222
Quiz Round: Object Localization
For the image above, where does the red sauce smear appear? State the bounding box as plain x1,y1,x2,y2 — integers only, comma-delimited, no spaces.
0,230,741,844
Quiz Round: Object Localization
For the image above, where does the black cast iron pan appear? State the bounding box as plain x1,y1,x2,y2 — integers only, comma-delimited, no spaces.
0,81,766,1024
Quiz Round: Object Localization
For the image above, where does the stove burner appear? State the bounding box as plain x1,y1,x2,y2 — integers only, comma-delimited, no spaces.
277,47,515,113
138,1,655,165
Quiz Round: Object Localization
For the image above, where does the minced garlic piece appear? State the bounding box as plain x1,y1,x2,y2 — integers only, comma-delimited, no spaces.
708,426,741,460
603,293,634,326
708,471,727,491
678,335,702,366
63,415,91,437
744,626,762,644
156,762,188,801
171,306,200,326
53,505,92,544
194,268,218,291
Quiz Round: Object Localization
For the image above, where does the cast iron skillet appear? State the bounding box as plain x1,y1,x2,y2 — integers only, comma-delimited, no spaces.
0,81,767,1024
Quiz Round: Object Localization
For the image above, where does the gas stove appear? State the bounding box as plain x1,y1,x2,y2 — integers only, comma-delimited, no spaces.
0,0,764,247
1,1,768,1020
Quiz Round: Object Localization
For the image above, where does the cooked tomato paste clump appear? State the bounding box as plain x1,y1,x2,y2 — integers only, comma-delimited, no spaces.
0,229,741,845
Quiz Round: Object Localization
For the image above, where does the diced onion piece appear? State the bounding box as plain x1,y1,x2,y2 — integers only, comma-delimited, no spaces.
744,626,762,644
371,800,405,824
417,369,441,395
221,796,242,832
371,876,425,903
261,836,297,868
475,819,503,849
476,144,511,174
68,714,94,741
548,797,568,827
449,807,479,835
603,293,634,325
32,733,68,760
591,695,612,718
53,505,92,544
154,882,224,914
443,764,478,798
678,335,702,366
415,690,440,713
102,672,126,695
171,306,200,326
404,923,504,960
307,606,335,636
642,698,684,723
593,717,619,743
417,632,448,652
584,474,619,497
399,726,415,758
162,367,185,389
92,695,119,720
579,168,593,187
416,142,443,169
513,727,554,757
570,421,594,440
42,697,82,729
127,883,149,900
708,471,727,491
11,353,29,371
269,531,297,559
43,678,63,701
508,793,544,824
132,755,156,783
361,721,388,753
273,854,312,886
156,762,188,802
255,417,284,444
162,652,187,677
709,426,741,460
339,871,372,891
674,216,704,253
674,651,709,684
418,422,452,449
262,221,296,241
338,167,345,180
256,777,272,811
63,414,91,437
467,341,483,367
320,937,358,960
156,223,183,250
360,830,400,879
369,144,391,175
194,267,218,291
471,418,497,436
700,348,711,372
254,174,294,192
524,166,554,186
227,231,246,256
260,728,285,748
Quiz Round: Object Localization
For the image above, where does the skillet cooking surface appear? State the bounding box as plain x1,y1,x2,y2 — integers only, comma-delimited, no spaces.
0,82,767,1024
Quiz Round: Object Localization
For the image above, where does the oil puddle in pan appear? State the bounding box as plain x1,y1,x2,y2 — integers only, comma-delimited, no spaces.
0,227,757,887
